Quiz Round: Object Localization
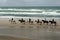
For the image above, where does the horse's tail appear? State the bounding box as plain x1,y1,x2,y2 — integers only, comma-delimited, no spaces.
9,19,12,22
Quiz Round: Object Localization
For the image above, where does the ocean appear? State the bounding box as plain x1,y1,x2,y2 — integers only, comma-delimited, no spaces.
0,6,60,18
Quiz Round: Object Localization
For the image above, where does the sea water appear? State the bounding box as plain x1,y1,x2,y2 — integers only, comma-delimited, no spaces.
0,7,60,18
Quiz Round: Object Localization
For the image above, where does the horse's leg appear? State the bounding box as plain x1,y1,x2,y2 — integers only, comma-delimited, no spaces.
9,20,11,23
43,23,44,24
32,21,33,24
42,22,44,24
51,22,53,26
11,20,13,24
29,21,30,24
50,22,52,26
54,23,57,29
24,22,25,24
40,22,42,25
10,20,12,23
41,22,42,25
19,21,20,23
24,21,25,24
15,21,16,24
30,21,33,24
36,22,38,24
40,23,41,25
47,22,48,25
29,21,32,24
12,21,14,24
55,23,56,26
9,19,12,23
13,21,14,24
20,21,21,23
9,20,10,22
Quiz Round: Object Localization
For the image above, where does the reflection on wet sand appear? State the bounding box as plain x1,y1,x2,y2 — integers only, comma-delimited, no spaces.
0,25,59,40
0,36,31,40
0,18,60,40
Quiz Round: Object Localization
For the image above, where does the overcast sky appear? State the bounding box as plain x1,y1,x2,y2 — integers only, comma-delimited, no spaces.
0,0,60,7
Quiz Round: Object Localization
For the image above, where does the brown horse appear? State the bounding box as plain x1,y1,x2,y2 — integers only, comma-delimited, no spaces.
42,20,49,25
9,18,16,24
18,19,25,24
49,20,57,26
27,18,33,24
35,19,42,25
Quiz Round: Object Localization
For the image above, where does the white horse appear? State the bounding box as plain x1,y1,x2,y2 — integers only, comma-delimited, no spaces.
9,18,16,24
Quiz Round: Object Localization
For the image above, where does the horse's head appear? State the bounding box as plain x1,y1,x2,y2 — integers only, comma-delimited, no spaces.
18,19,21,21
35,20,37,22
42,20,44,21
49,21,52,22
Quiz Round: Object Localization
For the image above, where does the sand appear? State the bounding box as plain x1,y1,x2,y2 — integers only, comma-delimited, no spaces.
0,18,60,40
0,36,31,40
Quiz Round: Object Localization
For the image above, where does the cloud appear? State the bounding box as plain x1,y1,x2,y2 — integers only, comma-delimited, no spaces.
24,0,35,2
0,0,60,6
0,0,7,3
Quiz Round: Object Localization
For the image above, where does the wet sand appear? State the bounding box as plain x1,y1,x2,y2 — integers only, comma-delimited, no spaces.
0,36,31,40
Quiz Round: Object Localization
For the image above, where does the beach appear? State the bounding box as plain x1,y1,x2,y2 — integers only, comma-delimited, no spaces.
0,18,60,40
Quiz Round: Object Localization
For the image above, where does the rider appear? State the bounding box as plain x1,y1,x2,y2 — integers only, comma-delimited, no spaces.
21,18,23,21
29,18,31,21
29,18,31,23
37,19,39,23
52,19,54,22
12,18,13,20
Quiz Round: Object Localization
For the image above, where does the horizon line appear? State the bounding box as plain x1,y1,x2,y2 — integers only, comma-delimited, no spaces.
0,6,60,7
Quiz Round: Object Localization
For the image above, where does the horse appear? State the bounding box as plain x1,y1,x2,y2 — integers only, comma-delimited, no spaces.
18,19,25,24
42,20,49,25
27,18,33,24
35,19,42,25
27,20,33,24
12,20,16,24
49,20,57,26
18,19,22,23
9,19,16,24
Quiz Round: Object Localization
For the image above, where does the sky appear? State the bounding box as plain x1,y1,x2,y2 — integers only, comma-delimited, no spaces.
0,0,60,7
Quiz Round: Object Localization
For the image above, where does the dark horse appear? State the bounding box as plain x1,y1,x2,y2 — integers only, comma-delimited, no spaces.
28,18,33,24
18,18,25,24
35,19,42,25
49,21,56,26
42,20,49,25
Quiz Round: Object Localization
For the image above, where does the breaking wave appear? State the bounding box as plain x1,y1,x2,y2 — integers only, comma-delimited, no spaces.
0,7,60,18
